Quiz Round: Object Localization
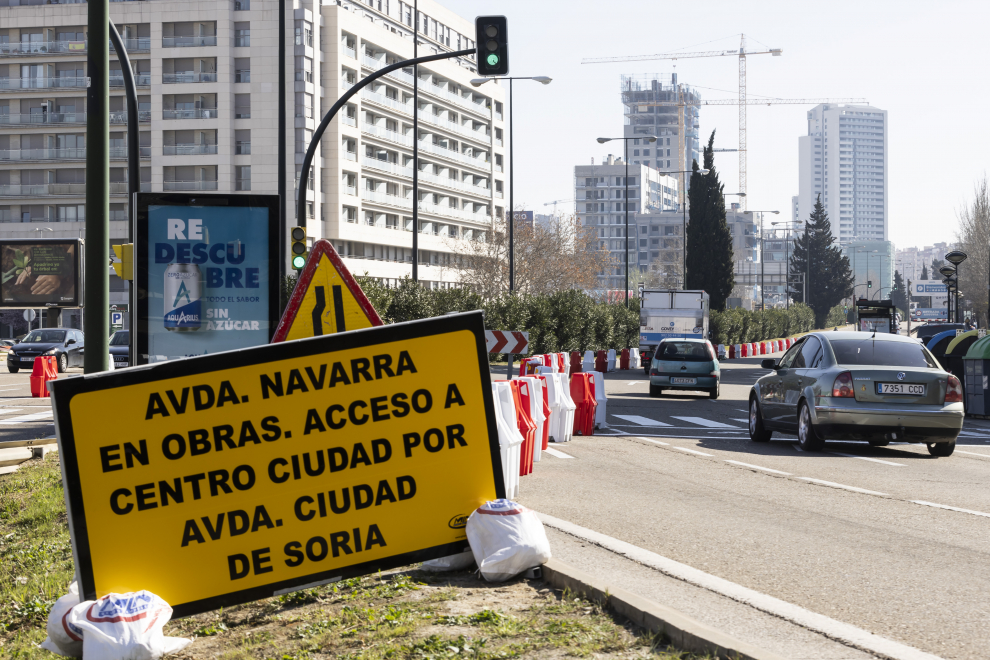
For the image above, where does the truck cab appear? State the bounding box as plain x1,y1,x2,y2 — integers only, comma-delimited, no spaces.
639,289,710,372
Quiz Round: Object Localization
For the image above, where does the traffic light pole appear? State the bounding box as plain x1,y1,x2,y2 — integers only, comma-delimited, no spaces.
295,49,473,235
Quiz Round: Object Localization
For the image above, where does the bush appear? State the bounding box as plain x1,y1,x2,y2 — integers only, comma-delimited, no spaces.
710,303,815,346
825,304,847,328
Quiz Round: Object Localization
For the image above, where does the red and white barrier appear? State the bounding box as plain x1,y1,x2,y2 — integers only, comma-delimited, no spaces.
591,370,607,429
491,382,523,498
518,377,547,463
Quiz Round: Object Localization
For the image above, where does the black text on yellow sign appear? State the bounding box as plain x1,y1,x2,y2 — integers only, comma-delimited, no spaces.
51,312,503,616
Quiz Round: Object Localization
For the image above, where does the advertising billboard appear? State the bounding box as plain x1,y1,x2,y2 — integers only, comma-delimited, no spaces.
135,193,280,365
912,280,948,304
0,239,84,308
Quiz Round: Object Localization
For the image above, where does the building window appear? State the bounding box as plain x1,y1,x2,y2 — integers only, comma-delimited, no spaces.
235,58,250,83
234,0,250,10
234,94,250,118
235,165,251,191
295,20,314,47
234,23,250,47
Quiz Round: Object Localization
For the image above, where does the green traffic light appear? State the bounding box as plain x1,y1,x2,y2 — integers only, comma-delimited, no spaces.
292,255,306,269
486,53,499,66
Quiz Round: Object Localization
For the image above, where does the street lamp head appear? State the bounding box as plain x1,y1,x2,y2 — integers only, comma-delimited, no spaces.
531,76,552,85
944,250,968,265
938,265,956,278
597,137,611,144
645,136,658,143
699,168,710,175
469,78,490,87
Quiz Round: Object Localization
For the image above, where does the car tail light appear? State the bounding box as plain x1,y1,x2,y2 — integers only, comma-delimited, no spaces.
945,374,963,403
831,371,855,398
710,370,719,376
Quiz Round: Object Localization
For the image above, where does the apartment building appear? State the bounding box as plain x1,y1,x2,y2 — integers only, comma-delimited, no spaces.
0,0,505,301
896,242,951,283
797,103,888,244
574,157,679,289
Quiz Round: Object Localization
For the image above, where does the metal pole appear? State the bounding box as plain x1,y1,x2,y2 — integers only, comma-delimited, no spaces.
956,263,961,323
760,213,764,311
412,0,419,282
84,0,109,373
806,221,810,307
682,176,686,287
508,78,514,291
624,139,629,307
278,0,286,283
785,227,789,309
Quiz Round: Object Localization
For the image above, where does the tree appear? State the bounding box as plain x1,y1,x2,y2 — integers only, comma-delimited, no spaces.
450,213,613,298
788,195,854,327
955,176,990,325
891,269,907,315
685,130,734,310
636,258,683,289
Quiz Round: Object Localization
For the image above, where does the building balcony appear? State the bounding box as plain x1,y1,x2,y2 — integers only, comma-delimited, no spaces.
360,189,411,210
163,180,219,191
110,110,151,124
0,146,150,162
0,112,87,126
361,156,412,178
110,74,151,87
342,45,356,60
0,183,87,197
360,89,411,115
110,38,151,53
163,72,218,84
235,141,251,155
162,108,217,119
361,122,413,147
343,150,357,161
163,144,218,155
417,139,490,171
419,112,491,145
341,114,356,127
0,77,87,90
0,41,87,56
162,36,218,48
417,170,491,198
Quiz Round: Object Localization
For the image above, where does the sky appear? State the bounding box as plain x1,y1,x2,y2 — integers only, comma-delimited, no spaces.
442,0,990,252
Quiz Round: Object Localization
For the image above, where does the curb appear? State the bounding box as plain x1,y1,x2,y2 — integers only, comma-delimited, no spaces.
541,558,786,660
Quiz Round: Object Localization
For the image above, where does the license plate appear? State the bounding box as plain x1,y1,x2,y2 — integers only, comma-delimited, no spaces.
877,383,925,395
670,377,697,385
21,357,35,363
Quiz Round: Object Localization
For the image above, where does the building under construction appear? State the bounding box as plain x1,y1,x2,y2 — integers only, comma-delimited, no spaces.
620,73,701,183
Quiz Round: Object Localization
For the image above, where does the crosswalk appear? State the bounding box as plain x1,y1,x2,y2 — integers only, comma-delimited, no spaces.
611,413,743,430
0,408,52,425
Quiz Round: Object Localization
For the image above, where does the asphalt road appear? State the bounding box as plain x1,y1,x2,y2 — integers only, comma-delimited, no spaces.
519,354,990,660
0,367,81,443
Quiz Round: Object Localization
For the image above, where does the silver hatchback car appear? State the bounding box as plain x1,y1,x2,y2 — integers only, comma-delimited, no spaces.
749,331,964,456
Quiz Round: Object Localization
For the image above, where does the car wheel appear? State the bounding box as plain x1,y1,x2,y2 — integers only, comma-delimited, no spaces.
927,441,955,457
7,366,18,374
57,353,67,373
709,382,719,399
749,396,772,442
797,400,824,451
649,384,662,398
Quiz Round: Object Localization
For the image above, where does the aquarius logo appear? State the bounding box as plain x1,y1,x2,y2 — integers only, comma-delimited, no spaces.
173,281,192,308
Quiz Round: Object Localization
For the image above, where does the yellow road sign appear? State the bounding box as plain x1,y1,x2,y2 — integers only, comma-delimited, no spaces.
51,312,502,616
273,239,382,342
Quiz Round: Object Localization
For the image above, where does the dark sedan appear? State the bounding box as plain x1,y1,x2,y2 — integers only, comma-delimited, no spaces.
110,329,129,369
6,328,85,373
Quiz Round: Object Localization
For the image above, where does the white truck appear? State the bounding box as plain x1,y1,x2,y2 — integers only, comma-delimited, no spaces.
639,289,710,372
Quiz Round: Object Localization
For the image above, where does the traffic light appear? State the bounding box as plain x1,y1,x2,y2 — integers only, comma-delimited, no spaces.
290,227,308,270
475,16,508,76
111,243,133,280
868,280,872,288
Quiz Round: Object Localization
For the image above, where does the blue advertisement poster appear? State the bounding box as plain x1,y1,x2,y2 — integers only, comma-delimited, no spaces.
140,197,278,363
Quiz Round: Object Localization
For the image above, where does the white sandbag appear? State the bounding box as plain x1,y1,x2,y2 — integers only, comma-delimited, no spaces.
421,549,475,572
40,581,83,657
466,499,551,582
56,590,191,659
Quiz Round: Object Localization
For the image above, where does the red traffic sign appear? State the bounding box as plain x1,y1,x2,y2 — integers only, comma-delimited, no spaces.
485,330,529,354
272,239,383,342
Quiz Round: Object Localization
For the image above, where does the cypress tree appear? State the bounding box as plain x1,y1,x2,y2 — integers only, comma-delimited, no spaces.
685,130,735,310
788,195,855,327
891,269,907,315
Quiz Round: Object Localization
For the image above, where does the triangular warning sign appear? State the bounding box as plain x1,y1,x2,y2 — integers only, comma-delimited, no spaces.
272,239,383,342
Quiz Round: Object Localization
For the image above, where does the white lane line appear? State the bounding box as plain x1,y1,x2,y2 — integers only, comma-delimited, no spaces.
543,447,574,459
672,416,741,429
828,452,905,467
538,512,943,660
0,410,53,424
724,460,791,475
735,409,748,413
729,418,750,423
636,437,670,446
0,409,23,416
798,478,889,497
627,381,639,385
955,450,990,458
673,446,714,457
911,500,990,519
613,415,672,427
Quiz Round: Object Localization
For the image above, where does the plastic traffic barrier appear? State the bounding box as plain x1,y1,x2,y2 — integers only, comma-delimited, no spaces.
518,357,542,377
595,350,607,373
570,373,597,436
740,343,749,357
491,383,523,498
557,353,567,376
540,371,574,443
629,347,640,369
582,350,595,373
536,375,551,451
606,349,617,372
30,356,57,398
617,348,628,370
519,377,548,461
591,370,607,429
569,351,583,374
508,380,537,476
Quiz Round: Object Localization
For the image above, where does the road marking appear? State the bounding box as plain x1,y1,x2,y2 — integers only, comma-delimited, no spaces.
538,512,943,660
0,409,23,416
955,450,990,458
673,446,714,457
671,416,740,429
798,478,889,497
724,460,791,475
627,381,639,385
0,410,53,424
613,415,672,427
736,409,748,413
911,500,990,518
828,452,905,467
729,418,750,423
637,437,670,446
544,447,574,459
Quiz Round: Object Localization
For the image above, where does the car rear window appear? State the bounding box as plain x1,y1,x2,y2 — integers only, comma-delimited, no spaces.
655,341,713,362
829,339,938,368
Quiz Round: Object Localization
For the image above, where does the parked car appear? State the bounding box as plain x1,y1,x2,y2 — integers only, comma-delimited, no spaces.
648,338,720,399
748,331,963,456
0,339,15,353
109,329,129,369
6,329,85,373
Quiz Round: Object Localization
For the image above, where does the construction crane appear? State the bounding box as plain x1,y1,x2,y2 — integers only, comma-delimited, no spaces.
583,34,781,211
543,199,574,215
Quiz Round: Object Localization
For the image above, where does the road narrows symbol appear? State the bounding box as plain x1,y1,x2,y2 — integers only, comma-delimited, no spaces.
332,284,346,333
311,286,326,336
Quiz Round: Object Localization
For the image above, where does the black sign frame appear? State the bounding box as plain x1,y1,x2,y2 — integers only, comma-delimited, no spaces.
0,238,85,308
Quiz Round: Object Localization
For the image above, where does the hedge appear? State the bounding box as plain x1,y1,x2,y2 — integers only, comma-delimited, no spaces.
710,303,849,346
356,278,639,354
